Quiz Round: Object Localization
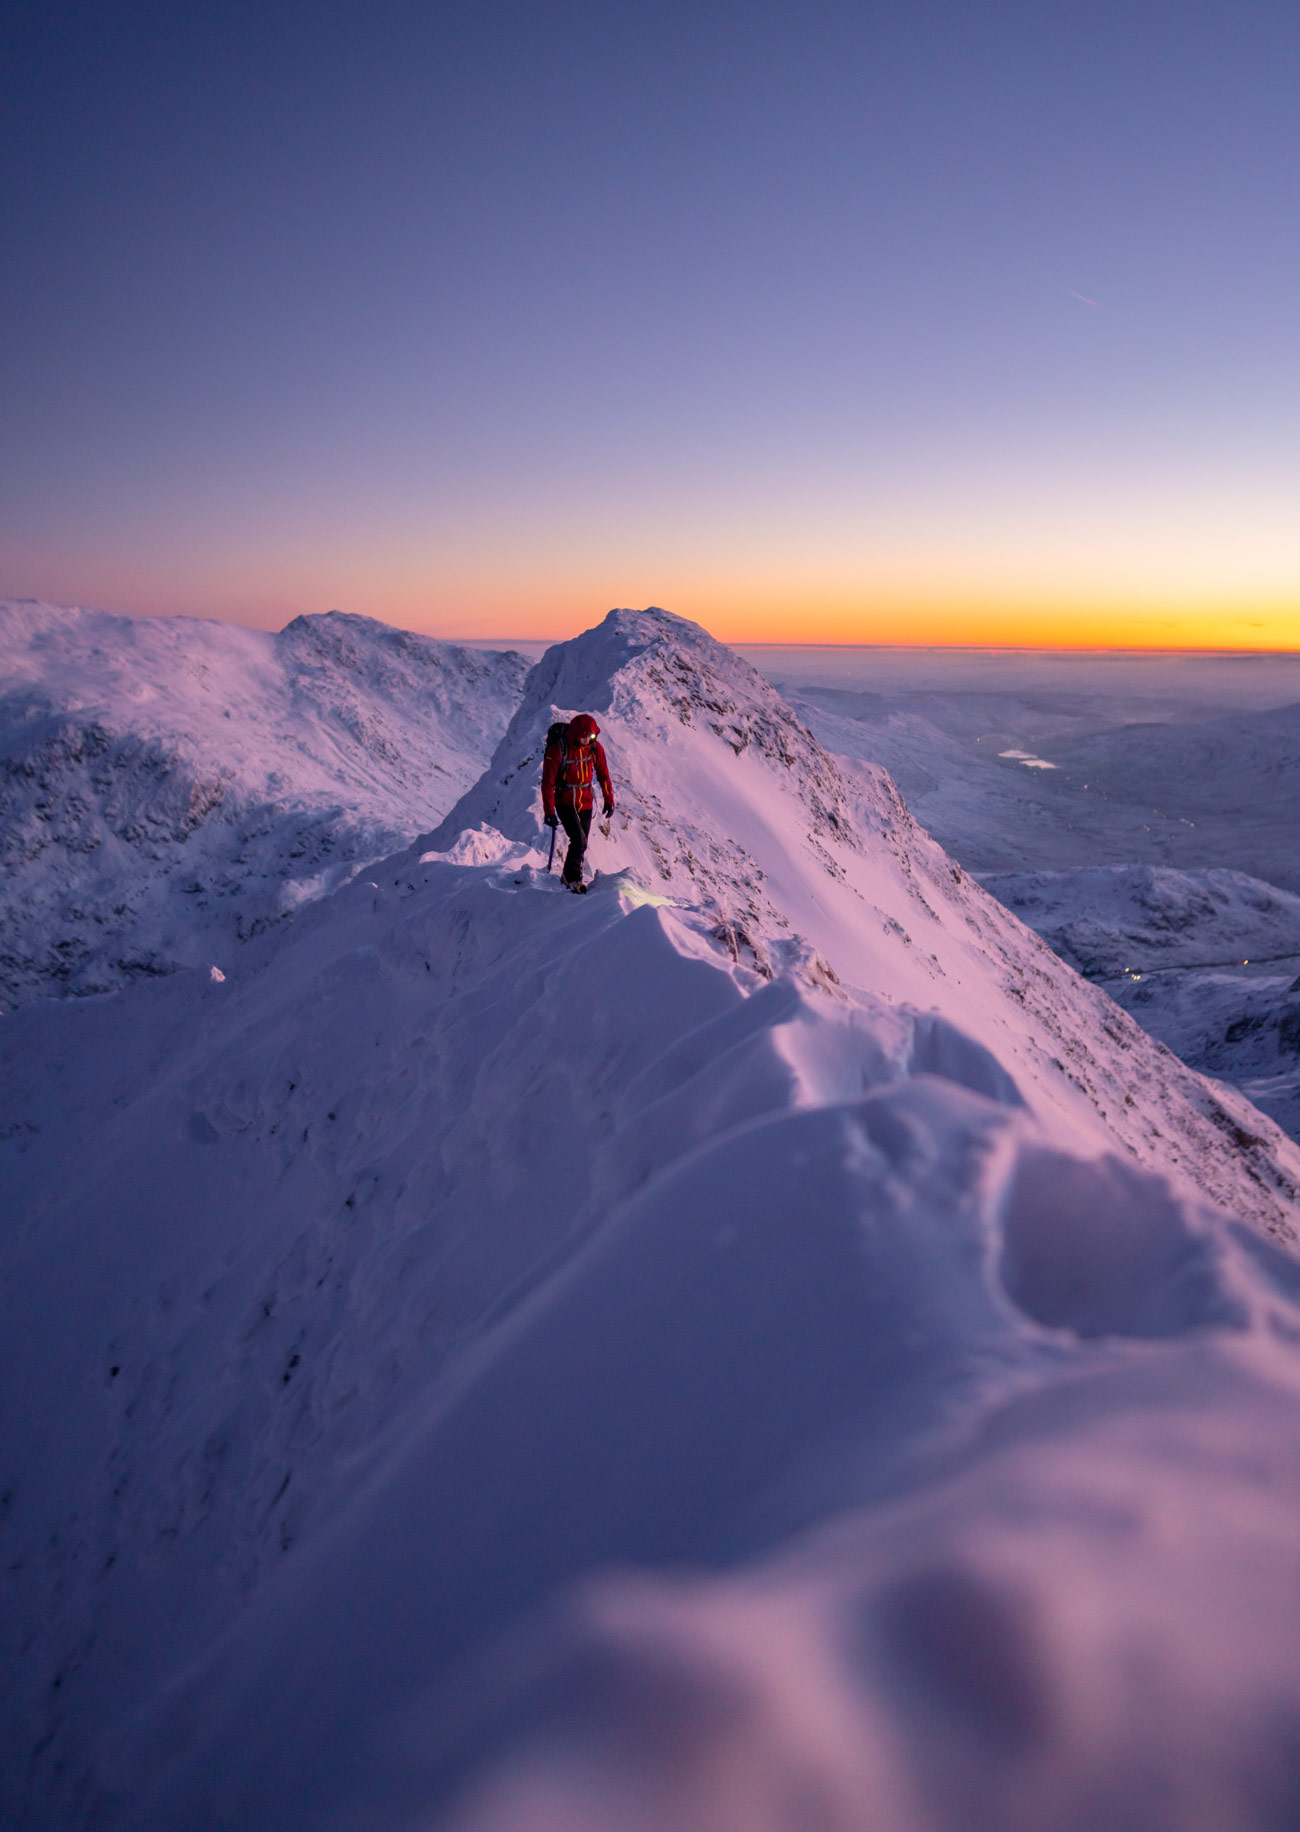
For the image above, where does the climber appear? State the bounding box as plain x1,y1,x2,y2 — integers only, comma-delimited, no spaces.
541,714,615,893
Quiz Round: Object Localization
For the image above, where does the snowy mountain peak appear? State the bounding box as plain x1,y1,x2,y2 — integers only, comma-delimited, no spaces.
0,600,530,1003
421,609,1300,1237
424,604,866,929
276,609,525,725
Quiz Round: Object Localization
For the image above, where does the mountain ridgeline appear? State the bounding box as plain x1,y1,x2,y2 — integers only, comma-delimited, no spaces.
0,601,530,1004
4,605,1300,1832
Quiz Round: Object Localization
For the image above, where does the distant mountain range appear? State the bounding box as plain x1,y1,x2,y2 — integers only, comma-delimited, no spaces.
0,600,529,1005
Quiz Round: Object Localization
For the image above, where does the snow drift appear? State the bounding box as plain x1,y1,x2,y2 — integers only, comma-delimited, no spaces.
3,607,1300,1832
0,601,529,1005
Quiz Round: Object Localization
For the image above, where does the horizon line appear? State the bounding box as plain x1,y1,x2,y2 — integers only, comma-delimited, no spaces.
444,636,1300,658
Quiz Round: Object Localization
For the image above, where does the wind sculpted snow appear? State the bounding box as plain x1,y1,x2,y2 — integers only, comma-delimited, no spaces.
0,601,530,1006
3,607,1300,1832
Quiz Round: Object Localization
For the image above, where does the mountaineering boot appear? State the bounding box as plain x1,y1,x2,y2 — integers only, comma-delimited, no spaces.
568,880,588,894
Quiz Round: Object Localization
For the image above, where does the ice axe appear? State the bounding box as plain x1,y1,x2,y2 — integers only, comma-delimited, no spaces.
546,823,558,872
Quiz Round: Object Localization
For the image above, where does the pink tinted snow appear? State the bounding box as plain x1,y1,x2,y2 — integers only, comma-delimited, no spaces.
4,607,1300,1832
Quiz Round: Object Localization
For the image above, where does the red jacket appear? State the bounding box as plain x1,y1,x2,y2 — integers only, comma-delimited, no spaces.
542,737,613,817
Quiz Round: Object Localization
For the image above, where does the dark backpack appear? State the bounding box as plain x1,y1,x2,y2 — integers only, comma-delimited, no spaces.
544,721,569,785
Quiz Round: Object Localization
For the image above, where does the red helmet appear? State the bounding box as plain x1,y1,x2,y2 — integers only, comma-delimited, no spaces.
568,714,599,741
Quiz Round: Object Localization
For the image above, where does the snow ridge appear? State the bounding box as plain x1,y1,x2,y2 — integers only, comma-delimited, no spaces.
426,608,1300,1233
4,606,1300,1832
424,606,868,934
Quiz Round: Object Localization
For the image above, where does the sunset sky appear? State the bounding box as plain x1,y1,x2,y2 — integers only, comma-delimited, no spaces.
3,0,1298,648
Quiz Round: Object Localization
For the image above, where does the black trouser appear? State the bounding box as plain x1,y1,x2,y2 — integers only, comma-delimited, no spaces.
557,801,593,883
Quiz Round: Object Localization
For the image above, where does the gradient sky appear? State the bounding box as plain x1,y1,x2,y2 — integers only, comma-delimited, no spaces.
3,0,1298,646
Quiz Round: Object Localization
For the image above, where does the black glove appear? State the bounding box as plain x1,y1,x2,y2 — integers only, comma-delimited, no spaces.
603,801,615,817
544,811,558,828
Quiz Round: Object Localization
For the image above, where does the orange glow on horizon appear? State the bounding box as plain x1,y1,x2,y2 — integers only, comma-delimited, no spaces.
406,585,1300,654
682,593,1300,653
3,540,1296,652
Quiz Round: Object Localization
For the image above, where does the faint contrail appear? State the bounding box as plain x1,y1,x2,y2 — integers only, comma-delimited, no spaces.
1067,291,1104,308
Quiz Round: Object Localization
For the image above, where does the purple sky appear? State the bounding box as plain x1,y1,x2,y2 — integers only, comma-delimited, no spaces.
3,1,1298,644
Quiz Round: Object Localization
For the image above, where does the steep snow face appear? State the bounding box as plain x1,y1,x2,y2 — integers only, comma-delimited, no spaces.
983,865,1300,1143
5,607,1300,1832
0,601,529,1005
785,680,1300,1145
428,608,1300,1232
1127,967,1300,1146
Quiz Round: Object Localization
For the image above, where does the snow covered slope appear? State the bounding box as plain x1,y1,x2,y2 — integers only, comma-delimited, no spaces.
427,608,1300,1222
979,864,1300,982
791,685,1300,1144
4,608,1300,1832
983,865,1300,1144
0,601,529,1005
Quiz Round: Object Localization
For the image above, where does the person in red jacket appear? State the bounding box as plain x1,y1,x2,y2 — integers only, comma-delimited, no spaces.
541,713,614,892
